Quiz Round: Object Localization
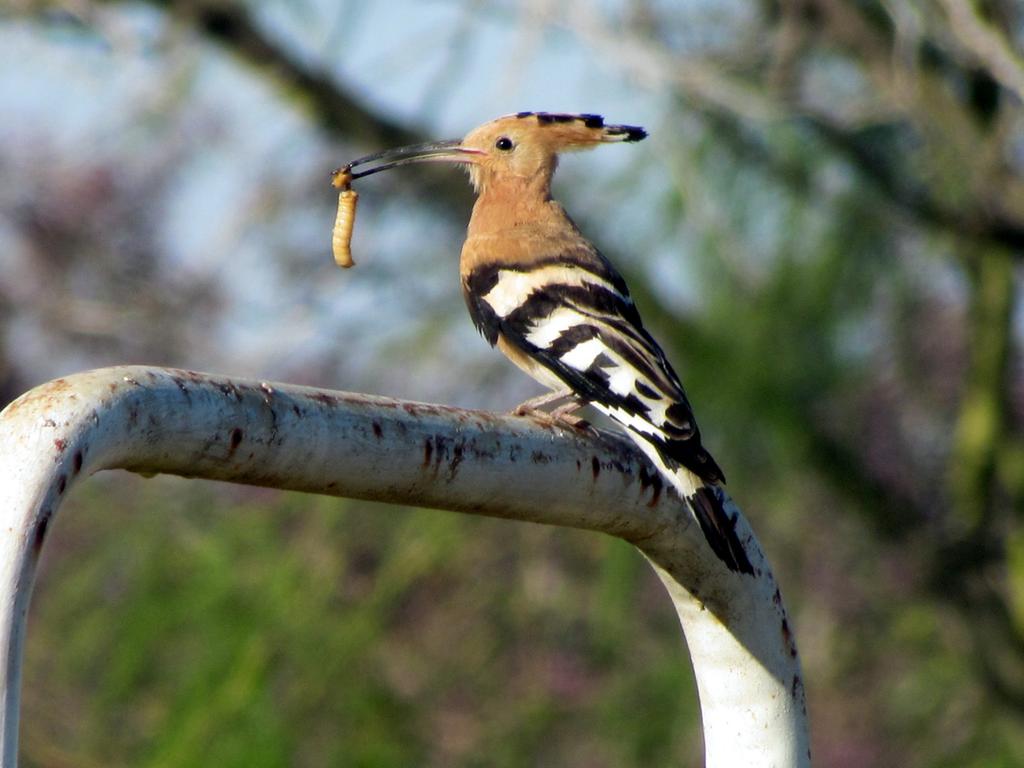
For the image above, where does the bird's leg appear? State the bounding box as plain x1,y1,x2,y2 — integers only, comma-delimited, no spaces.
512,388,576,416
549,400,595,433
549,399,584,419
513,389,592,432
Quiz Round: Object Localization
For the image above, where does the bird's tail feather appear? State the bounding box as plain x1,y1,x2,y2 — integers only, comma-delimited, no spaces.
687,484,754,575
621,428,754,576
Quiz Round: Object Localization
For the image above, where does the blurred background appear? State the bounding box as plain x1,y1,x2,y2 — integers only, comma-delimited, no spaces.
3,0,1024,765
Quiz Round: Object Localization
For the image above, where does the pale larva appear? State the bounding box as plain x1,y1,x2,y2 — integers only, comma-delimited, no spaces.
330,167,357,268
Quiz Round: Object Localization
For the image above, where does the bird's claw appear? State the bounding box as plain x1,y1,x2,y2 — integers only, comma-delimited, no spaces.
513,403,596,436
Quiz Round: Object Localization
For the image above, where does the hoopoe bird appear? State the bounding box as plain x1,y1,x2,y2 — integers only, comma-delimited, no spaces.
342,112,753,575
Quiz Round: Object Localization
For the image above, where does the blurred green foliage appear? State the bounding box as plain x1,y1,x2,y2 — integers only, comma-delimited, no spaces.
22,477,700,767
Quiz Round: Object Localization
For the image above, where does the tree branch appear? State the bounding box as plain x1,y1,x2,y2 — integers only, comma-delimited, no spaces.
162,0,417,147
939,0,1024,106
555,1,1024,252
803,116,1024,252
146,0,474,205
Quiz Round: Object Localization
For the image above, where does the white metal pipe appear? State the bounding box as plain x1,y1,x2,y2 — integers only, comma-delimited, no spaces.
0,366,809,766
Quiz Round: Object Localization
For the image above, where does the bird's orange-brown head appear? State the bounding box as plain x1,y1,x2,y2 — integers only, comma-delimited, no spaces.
343,112,646,196
460,112,646,194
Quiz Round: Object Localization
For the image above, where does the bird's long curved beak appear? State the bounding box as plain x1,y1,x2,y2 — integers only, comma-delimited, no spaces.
340,139,484,181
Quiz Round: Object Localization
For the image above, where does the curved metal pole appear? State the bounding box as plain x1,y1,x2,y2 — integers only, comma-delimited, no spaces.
0,366,809,766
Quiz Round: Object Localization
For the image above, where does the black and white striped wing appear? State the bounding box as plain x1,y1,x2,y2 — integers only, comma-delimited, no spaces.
464,245,724,485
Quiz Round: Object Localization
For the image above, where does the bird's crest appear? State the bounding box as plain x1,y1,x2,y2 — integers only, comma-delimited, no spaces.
507,112,647,147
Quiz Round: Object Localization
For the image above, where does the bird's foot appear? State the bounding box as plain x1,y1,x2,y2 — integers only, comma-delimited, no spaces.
514,399,594,435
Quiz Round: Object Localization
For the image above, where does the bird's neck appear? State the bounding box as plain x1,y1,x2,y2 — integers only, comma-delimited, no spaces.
467,176,572,238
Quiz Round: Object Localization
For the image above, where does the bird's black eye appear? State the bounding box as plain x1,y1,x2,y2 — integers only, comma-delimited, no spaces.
495,136,514,151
